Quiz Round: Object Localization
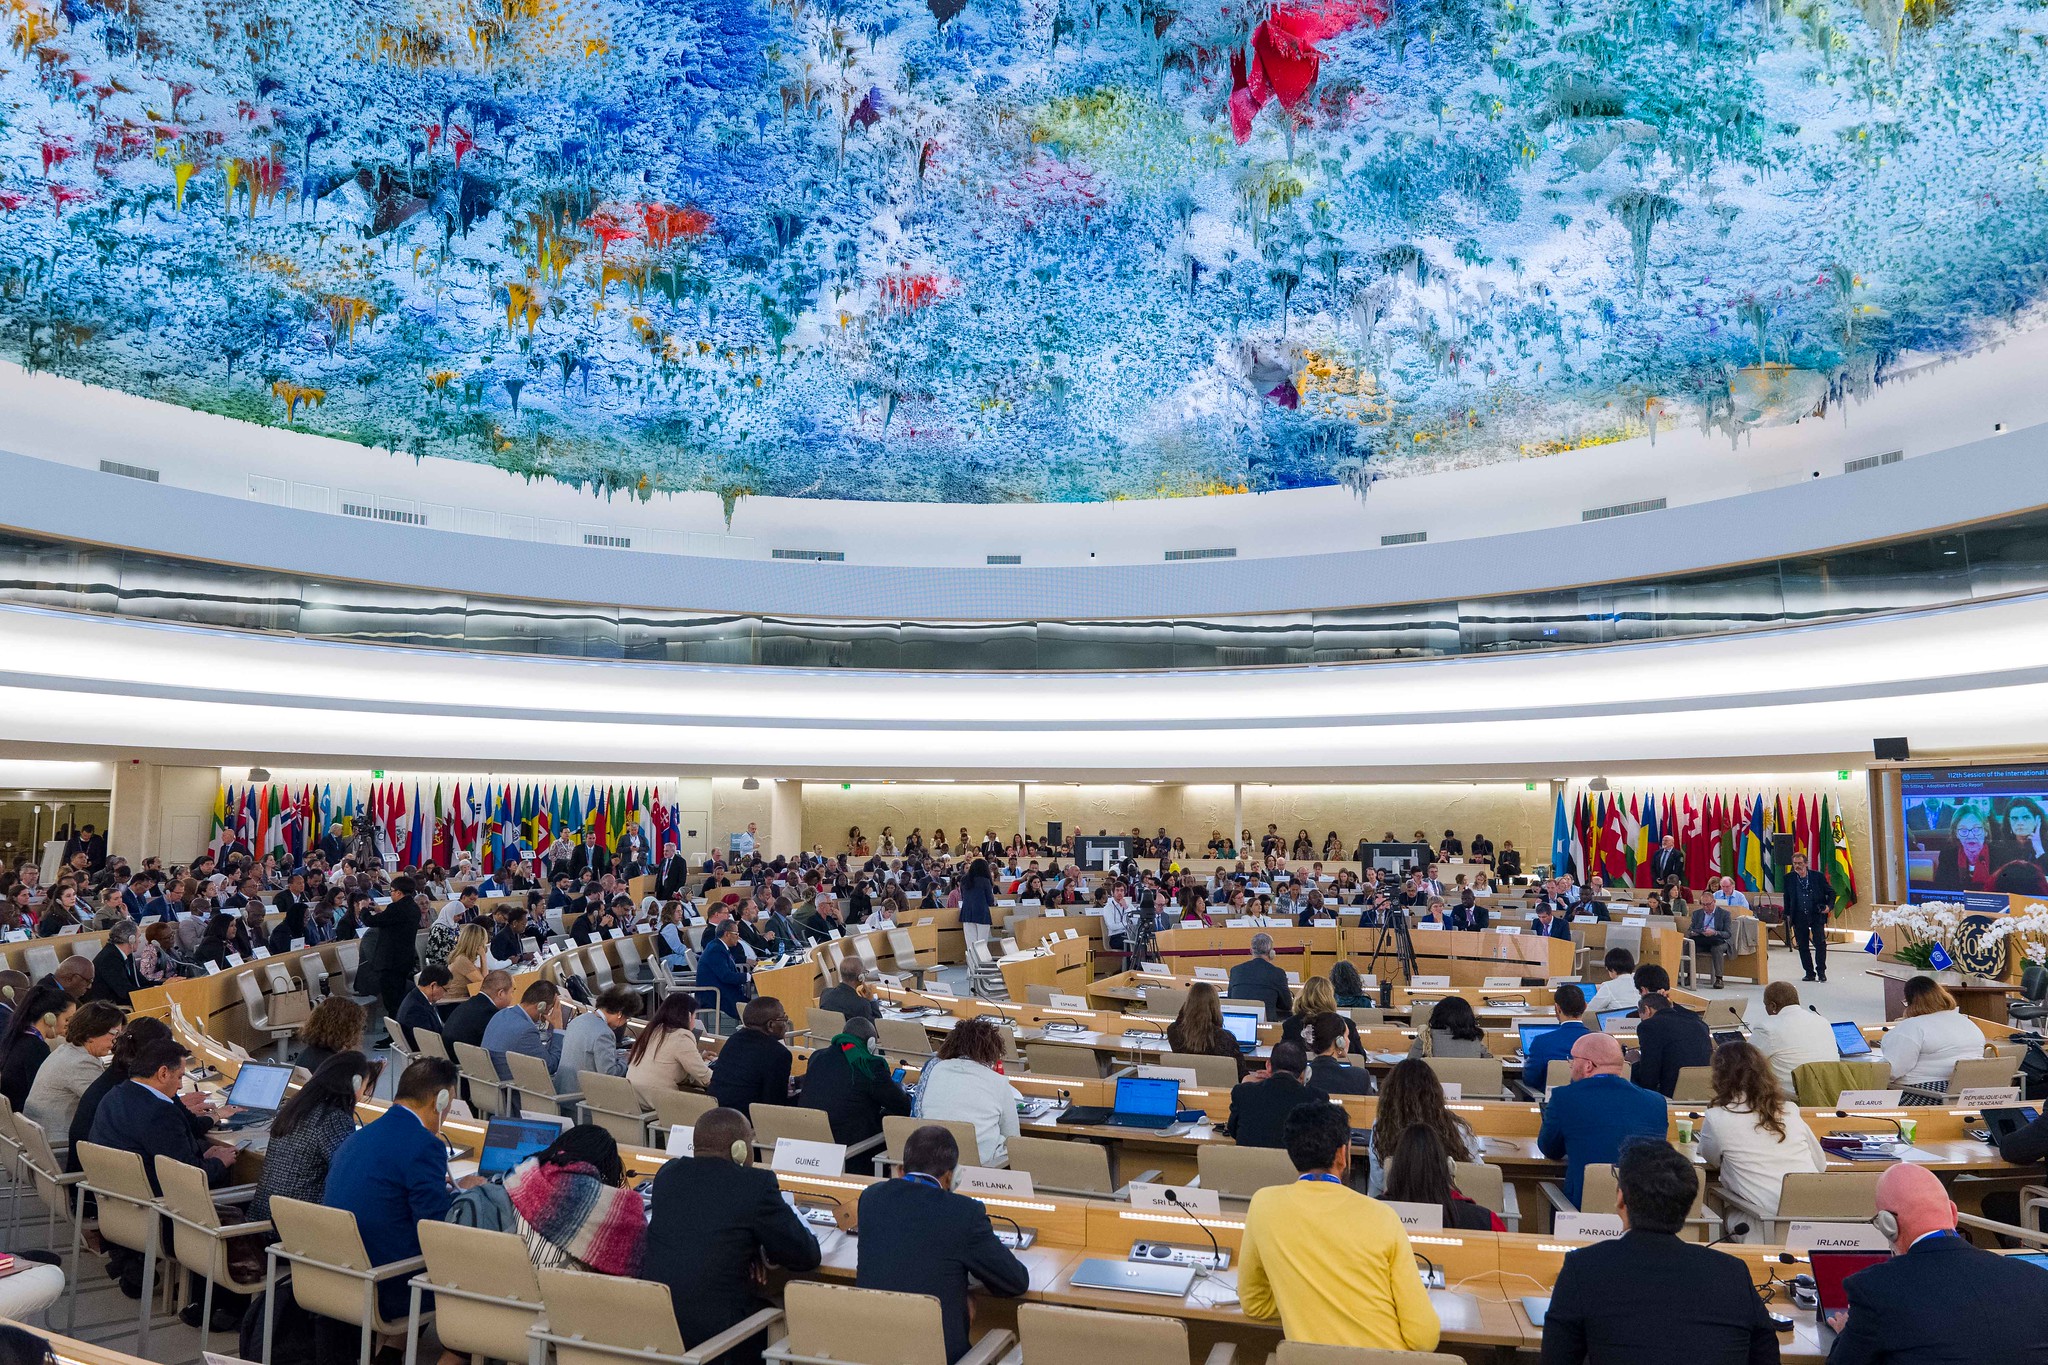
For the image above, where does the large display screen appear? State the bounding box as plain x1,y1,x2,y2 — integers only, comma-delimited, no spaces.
1900,764,2048,903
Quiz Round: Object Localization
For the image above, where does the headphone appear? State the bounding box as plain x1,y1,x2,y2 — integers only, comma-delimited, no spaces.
434,1088,453,1117
1873,1209,1898,1243
731,1139,750,1165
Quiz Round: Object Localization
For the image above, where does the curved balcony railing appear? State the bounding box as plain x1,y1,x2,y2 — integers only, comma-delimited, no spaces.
1,513,2044,671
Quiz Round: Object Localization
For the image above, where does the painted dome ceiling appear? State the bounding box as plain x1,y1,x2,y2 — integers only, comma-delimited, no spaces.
2,0,2044,502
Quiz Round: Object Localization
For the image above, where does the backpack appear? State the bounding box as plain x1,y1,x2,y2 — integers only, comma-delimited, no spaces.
445,1180,516,1232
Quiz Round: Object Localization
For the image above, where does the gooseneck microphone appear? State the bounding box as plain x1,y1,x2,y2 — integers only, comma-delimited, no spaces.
1162,1188,1224,1269
1834,1110,1908,1141
1706,1220,1752,1249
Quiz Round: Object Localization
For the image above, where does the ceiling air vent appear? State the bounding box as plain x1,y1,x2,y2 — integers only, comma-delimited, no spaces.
582,533,632,548
1380,531,1427,546
340,501,426,526
986,554,1021,565
99,460,159,482
1164,547,1237,561
1581,498,1666,522
1844,450,1903,474
772,548,845,561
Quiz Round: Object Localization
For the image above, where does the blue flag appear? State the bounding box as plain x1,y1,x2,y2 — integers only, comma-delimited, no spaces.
1864,932,1883,956
1928,942,1953,971
1551,793,1571,877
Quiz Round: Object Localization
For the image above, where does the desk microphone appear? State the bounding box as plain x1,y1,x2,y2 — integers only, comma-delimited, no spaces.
1706,1221,1752,1249
986,1211,1034,1248
1162,1189,1224,1270
1834,1111,1908,1141
1414,1251,1442,1289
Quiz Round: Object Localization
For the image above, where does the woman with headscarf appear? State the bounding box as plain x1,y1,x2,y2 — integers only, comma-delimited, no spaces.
424,897,467,967
502,1125,648,1274
797,1017,912,1169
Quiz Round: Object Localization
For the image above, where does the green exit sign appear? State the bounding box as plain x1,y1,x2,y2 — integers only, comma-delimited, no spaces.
1837,770,1849,781
371,769,385,779
842,783,851,790
1526,782,1537,790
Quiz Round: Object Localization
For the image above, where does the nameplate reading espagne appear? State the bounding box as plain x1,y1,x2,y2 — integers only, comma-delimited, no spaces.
1410,975,1451,989
1837,1090,1905,1110
1483,976,1521,989
1552,1213,1625,1241
1048,993,1088,1010
1194,966,1229,981
1385,1200,1446,1231
771,1138,848,1176
1959,1087,2024,1108
1129,1182,1221,1215
666,1125,694,1157
1787,1221,1889,1251
957,1166,1035,1197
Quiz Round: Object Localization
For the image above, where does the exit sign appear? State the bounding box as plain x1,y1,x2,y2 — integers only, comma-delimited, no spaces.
371,769,385,779
1837,770,1849,781
1526,782,1537,790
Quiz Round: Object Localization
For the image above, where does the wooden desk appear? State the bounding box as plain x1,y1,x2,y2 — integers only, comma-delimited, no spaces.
999,936,1092,1000
1868,964,2015,1023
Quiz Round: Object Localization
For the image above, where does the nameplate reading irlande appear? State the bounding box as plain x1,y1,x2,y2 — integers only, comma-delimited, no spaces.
1837,1090,1904,1110
1787,1221,1889,1251
666,1125,694,1157
1049,993,1088,1010
1553,1213,1624,1240
1129,1182,1221,1215
1483,976,1521,989
1959,1087,2024,1108
956,1165,1035,1197
1385,1200,1446,1231
1410,975,1451,989
1195,967,1229,981
771,1138,848,1176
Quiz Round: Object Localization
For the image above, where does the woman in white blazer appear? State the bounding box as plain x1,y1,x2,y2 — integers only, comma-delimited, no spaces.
1880,977,1987,1092
1698,1040,1825,1226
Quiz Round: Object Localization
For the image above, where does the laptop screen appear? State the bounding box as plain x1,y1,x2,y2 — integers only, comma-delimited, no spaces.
1596,1009,1634,1032
1811,1250,1890,1313
1113,1076,1180,1119
1220,1010,1262,1047
225,1062,294,1112
1518,1023,1561,1055
477,1117,567,1177
1833,1021,1873,1057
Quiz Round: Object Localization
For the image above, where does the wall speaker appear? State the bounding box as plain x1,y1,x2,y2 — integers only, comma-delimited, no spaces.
1772,833,1797,869
1873,738,1910,761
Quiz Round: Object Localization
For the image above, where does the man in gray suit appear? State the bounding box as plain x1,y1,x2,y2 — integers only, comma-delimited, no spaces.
1686,901,1733,989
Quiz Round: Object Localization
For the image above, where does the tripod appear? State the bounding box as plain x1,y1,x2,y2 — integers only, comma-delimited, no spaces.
1363,895,1419,988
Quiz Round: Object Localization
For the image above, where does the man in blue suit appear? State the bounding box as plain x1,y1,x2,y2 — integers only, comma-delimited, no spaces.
1522,984,1591,1092
698,917,753,1029
1530,902,1573,941
480,980,563,1081
1536,1032,1668,1207
322,1058,480,1324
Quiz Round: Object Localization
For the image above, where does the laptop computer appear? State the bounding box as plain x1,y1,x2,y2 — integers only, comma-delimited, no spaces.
1812,1249,1890,1343
1103,1076,1181,1130
1220,1009,1262,1048
1517,1023,1561,1057
1832,1021,1873,1058
1071,1257,1197,1297
1596,1008,1634,1033
476,1116,570,1179
220,1062,294,1129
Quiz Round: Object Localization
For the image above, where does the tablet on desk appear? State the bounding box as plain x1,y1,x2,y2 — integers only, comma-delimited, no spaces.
1832,1021,1872,1058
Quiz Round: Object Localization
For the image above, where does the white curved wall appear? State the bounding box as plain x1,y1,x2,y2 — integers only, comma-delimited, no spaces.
3,591,2045,777
1,324,2042,577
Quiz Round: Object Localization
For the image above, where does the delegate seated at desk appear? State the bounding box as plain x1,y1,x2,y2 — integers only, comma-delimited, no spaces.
1228,934,1293,1020
1522,984,1591,1091
1537,1033,1668,1207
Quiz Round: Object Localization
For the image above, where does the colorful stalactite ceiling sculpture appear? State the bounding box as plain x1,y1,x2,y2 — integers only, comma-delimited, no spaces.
1,0,2045,503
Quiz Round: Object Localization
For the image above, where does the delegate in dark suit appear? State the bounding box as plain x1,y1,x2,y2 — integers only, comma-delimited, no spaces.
1225,1073,1328,1148
698,937,752,1019
1536,1074,1668,1207
1823,1231,2048,1365
88,1080,233,1193
395,987,444,1050
816,982,883,1022
321,1106,455,1320
1541,1229,1779,1365
707,1026,792,1116
1650,847,1687,885
1227,957,1292,1021
87,941,136,1009
365,894,423,1015
644,1156,820,1365
798,1040,911,1153
443,992,498,1051
1632,1004,1714,1098
856,1177,1031,1362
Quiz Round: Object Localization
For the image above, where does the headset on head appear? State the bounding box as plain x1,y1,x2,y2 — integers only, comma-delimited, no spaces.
1873,1209,1898,1243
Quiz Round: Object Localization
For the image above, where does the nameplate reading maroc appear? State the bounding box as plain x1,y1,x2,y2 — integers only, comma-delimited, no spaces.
956,1166,1035,1197
1786,1221,1890,1251
665,1125,694,1157
1385,1201,1446,1232
1128,1182,1222,1215
770,1138,848,1176
1959,1087,2024,1108
1837,1090,1905,1110
1552,1214,1625,1241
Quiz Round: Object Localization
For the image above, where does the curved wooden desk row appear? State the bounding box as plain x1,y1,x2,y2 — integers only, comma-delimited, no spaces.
0,928,112,977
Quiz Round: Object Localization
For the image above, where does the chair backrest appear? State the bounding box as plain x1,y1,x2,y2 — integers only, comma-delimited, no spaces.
1024,1040,1102,1079
1195,1144,1297,1202
1778,1172,1881,1221
1143,986,1190,1017
1017,1302,1190,1365
11,1114,68,1209
1578,1161,1706,1219
536,1266,687,1365
1604,925,1643,957
883,1114,981,1168
1422,1055,1506,1099
1275,1343,1465,1365
418,1221,544,1363
23,945,58,981
807,1008,847,1039
578,1069,653,1138
75,1141,160,1255
454,1040,507,1116
782,1279,950,1365
887,928,919,961
1948,1056,2018,1091
415,1029,452,1062
1452,1160,1506,1216
1006,1135,1114,1195
237,972,267,1013
1545,1059,1572,1090
853,936,883,971
876,1018,934,1058
640,1086,718,1131
616,940,644,971
508,1049,561,1101
1702,999,1746,1029
1791,1060,1892,1107
1163,1052,1240,1087
268,1197,381,1325
751,1102,836,1147
1408,1000,1436,1028
1671,1065,1714,1103
156,1155,264,1290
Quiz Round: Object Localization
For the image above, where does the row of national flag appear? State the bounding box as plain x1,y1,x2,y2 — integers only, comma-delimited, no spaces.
209,781,681,873
1548,788,1857,904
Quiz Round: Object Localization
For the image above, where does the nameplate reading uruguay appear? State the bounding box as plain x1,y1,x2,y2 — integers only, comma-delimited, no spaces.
1129,1182,1221,1215
956,1166,1034,1198
771,1138,847,1176
1385,1200,1446,1231
1552,1213,1624,1241
1786,1221,1889,1251
1837,1090,1904,1110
